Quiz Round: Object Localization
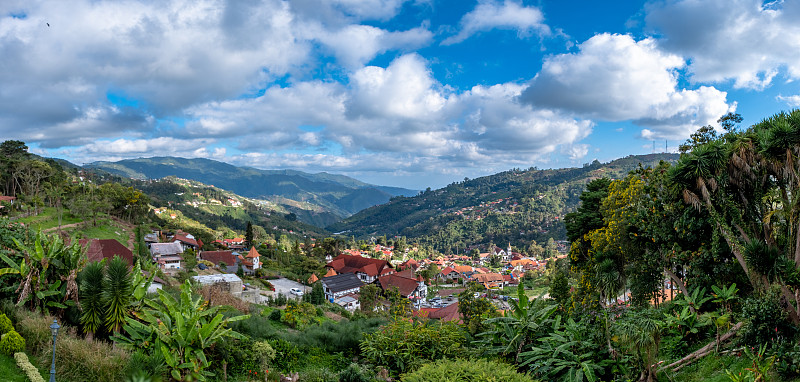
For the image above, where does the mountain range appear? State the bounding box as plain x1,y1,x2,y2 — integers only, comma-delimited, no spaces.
85,157,418,226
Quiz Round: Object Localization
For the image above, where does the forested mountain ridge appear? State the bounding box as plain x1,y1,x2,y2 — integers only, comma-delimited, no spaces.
85,156,418,224
328,153,679,252
137,176,329,240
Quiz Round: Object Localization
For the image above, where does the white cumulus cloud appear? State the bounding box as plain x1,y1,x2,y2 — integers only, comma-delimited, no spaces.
520,33,733,139
442,0,550,45
645,0,800,90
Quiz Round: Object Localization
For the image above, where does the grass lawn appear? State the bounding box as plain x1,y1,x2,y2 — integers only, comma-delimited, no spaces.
658,353,798,382
0,353,46,382
15,207,81,230
60,217,131,245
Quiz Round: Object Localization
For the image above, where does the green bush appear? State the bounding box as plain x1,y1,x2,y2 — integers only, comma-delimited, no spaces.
13,310,51,354
338,363,375,382
361,319,466,375
0,330,25,355
270,338,302,373
401,358,537,382
298,367,338,382
739,292,795,346
14,352,45,382
269,309,282,321
125,349,167,381
0,313,13,335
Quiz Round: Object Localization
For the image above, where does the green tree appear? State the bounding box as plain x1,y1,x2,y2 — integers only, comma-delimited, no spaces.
479,287,558,362
359,284,381,314
458,285,497,335
79,260,105,340
245,221,254,246
309,281,325,305
103,256,133,334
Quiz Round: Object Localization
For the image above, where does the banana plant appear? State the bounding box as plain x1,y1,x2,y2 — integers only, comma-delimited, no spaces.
113,280,250,381
8,231,85,314
711,283,738,313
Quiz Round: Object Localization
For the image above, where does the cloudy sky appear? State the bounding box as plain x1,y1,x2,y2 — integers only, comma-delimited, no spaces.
2,0,799,189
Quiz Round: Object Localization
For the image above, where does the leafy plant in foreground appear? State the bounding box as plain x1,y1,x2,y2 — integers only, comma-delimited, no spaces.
113,280,250,381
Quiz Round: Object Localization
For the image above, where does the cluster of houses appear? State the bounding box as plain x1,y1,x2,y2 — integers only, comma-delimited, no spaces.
312,244,553,321
316,254,428,314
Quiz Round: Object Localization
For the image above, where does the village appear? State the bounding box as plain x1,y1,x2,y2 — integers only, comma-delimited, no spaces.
79,226,566,324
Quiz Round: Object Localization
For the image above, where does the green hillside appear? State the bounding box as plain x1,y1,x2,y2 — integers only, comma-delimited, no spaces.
328,153,678,252
85,156,418,223
137,176,329,239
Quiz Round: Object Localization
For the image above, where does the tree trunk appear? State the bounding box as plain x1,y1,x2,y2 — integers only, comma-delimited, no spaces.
664,268,694,313
659,322,743,372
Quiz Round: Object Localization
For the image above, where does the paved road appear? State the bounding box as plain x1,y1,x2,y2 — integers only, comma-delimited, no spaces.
269,277,310,300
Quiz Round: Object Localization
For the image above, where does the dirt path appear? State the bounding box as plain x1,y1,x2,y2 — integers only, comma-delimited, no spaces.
42,222,83,232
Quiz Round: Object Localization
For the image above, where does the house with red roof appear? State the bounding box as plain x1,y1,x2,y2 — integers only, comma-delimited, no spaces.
377,269,428,300
326,254,395,283
79,239,135,266
199,250,237,268
470,273,505,289
427,302,462,323
172,233,200,252
244,247,261,270
0,195,16,209
398,258,419,271
437,266,460,283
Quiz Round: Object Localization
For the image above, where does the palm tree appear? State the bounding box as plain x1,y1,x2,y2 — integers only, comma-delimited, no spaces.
617,310,663,382
79,260,105,340
103,256,133,334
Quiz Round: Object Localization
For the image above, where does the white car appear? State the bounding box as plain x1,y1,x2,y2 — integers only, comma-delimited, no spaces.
290,287,304,296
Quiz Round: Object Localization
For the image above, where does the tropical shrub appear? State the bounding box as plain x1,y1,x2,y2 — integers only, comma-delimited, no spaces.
739,292,795,347
281,300,320,329
113,280,250,381
0,330,25,354
297,367,337,382
269,308,282,321
0,313,13,334
360,319,466,375
270,337,301,373
401,358,536,382
338,362,375,382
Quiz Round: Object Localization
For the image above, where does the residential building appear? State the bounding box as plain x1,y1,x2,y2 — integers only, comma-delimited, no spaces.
326,254,395,283
199,250,237,268
376,269,427,300
321,273,364,301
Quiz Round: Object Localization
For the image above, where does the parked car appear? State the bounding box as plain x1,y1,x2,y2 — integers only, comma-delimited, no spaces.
290,287,304,296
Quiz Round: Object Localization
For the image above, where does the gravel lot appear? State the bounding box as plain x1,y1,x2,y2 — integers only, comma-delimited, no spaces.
269,277,310,300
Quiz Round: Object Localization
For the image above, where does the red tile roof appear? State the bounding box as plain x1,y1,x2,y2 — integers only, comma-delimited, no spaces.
246,247,260,258
377,273,421,297
79,239,134,266
428,303,462,323
327,254,393,277
173,234,198,248
199,251,236,266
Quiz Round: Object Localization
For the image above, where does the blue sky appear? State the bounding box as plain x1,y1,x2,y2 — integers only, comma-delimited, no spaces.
1,0,799,189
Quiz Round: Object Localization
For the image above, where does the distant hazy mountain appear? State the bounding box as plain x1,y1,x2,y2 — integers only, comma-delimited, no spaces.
85,157,418,222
